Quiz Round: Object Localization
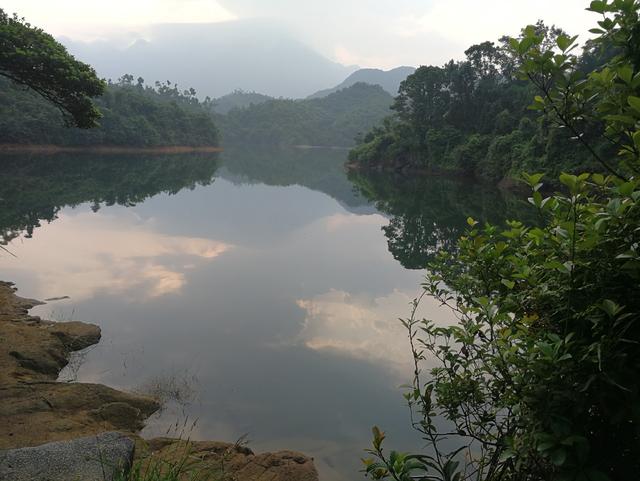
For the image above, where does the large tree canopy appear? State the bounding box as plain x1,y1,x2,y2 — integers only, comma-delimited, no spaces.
0,8,105,128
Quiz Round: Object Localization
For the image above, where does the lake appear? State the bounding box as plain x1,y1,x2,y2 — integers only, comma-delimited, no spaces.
0,147,530,480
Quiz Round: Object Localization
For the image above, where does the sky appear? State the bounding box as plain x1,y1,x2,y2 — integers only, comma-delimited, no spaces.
3,0,596,69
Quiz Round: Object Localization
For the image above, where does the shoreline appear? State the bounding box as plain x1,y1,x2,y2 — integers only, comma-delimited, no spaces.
0,281,318,480
0,144,223,155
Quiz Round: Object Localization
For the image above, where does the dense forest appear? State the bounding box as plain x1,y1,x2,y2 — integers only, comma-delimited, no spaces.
217,82,393,147
349,22,614,183
0,75,219,147
1,76,393,149
212,90,274,114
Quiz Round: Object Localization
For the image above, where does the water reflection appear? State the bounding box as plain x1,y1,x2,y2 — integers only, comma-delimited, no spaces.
0,152,220,244
219,146,374,214
0,147,534,481
296,288,456,376
3,210,231,300
348,170,532,269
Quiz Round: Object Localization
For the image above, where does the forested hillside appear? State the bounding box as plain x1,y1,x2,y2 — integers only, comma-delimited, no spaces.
212,90,273,114
349,22,613,183
218,82,393,147
0,75,219,147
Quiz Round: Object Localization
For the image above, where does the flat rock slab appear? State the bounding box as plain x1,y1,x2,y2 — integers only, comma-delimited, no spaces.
0,432,134,481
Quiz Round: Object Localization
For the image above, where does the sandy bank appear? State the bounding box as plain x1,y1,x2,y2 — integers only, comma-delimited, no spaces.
0,144,223,155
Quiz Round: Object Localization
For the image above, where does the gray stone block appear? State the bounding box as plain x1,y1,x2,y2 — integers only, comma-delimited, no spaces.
0,432,134,481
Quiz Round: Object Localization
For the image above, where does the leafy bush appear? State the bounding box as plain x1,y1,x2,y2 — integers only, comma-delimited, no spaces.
364,2,640,480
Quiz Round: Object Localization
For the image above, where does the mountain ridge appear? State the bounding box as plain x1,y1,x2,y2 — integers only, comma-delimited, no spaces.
307,66,415,99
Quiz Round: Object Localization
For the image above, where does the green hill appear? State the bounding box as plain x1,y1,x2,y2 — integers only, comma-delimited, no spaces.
0,75,219,147
218,82,393,147
213,90,274,114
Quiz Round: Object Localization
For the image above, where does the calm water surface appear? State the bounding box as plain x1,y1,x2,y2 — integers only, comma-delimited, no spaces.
0,148,529,480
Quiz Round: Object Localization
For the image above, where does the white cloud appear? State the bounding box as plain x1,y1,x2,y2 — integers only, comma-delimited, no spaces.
397,0,593,49
3,0,236,41
2,0,597,68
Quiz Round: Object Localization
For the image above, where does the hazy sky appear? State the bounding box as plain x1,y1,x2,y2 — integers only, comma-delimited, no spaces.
4,0,595,68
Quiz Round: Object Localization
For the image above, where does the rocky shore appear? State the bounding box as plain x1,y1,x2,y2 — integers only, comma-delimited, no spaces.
0,281,319,481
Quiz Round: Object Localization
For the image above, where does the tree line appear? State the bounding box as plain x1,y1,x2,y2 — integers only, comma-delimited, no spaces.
0,74,220,147
349,22,617,183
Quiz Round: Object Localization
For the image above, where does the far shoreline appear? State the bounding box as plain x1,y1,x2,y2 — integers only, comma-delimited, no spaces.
0,144,223,155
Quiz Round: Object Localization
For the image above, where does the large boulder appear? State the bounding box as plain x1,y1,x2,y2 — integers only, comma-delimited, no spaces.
0,431,134,481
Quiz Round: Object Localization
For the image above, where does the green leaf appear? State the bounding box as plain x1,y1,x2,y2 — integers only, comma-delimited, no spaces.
605,114,636,125
600,299,622,317
586,469,611,481
559,173,577,191
618,181,635,196
617,65,633,84
627,95,640,113
556,35,575,52
501,279,515,289
537,441,555,452
551,448,567,466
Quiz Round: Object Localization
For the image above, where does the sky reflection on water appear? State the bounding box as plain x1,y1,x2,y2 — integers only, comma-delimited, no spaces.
0,148,524,481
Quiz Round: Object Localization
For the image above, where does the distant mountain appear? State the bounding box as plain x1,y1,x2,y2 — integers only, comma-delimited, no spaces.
219,82,393,147
61,20,357,99
213,90,274,114
307,66,416,99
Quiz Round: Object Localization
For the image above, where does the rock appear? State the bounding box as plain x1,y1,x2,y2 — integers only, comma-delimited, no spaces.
90,402,147,431
140,438,320,481
0,382,160,449
49,321,102,351
0,431,134,481
0,283,101,384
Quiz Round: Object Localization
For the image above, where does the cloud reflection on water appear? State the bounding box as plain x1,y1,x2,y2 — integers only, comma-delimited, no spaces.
296,287,457,376
4,210,231,301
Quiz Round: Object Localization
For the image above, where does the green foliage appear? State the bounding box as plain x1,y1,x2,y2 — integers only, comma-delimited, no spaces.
365,2,640,481
512,0,640,180
0,8,105,128
218,82,393,147
212,89,273,114
349,21,615,183
113,444,214,481
0,75,219,146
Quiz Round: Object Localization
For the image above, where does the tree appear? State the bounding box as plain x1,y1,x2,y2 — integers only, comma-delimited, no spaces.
364,2,640,480
0,8,105,128
392,66,449,154
464,41,501,80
